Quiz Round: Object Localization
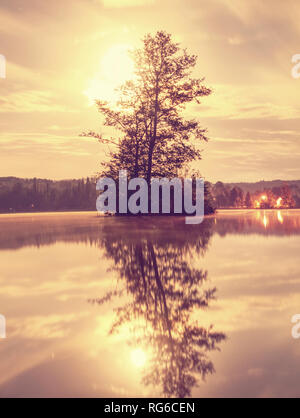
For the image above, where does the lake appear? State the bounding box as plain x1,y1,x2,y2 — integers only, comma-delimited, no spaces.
0,210,299,398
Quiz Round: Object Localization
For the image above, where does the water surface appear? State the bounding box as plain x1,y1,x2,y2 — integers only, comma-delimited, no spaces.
0,210,299,397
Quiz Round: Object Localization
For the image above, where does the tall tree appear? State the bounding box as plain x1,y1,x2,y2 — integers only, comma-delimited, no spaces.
245,191,252,208
229,187,238,207
280,185,295,208
83,31,211,182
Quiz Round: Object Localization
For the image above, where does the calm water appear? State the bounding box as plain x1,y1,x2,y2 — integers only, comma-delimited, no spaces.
0,210,299,398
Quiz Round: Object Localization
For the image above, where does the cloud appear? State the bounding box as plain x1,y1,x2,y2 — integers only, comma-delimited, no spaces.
189,82,300,121
0,90,71,113
9,313,89,339
0,8,31,35
0,0,299,181
101,0,154,8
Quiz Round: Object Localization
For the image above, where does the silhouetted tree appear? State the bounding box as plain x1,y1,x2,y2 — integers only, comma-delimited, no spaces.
245,192,252,208
213,181,230,207
281,184,295,208
229,187,238,207
83,31,211,184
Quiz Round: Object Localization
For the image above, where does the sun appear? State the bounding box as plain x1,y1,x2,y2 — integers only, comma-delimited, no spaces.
101,44,134,83
84,43,134,105
130,348,147,368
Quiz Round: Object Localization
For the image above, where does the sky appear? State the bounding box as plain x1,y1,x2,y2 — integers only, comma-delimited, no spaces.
0,0,299,183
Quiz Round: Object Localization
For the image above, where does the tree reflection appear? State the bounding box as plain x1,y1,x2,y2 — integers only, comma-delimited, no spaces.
90,218,226,397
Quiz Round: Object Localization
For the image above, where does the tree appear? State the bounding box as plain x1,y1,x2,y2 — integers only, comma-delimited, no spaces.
213,181,230,208
245,191,252,208
229,187,238,207
83,31,211,183
236,187,244,207
280,185,295,208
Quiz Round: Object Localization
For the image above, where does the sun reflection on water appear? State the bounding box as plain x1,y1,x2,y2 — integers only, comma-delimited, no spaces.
263,213,268,228
277,211,283,224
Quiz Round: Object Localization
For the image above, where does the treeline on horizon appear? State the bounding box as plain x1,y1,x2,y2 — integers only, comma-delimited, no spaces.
0,177,97,212
0,176,299,213
212,181,298,209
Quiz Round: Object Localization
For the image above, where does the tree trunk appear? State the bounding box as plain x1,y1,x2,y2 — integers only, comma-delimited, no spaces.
146,79,159,185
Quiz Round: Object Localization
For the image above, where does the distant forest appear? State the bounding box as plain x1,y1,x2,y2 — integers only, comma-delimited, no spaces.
0,177,97,213
212,180,299,209
0,177,299,213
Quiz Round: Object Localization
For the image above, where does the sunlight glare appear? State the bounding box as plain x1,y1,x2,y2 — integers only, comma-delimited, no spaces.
84,44,134,106
130,348,147,368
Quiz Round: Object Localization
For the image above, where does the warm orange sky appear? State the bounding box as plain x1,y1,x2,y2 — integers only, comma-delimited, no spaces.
0,0,299,182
